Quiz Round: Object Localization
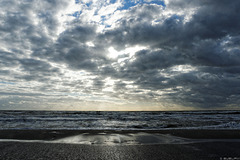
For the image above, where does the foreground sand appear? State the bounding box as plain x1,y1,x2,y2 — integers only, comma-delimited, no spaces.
0,130,240,160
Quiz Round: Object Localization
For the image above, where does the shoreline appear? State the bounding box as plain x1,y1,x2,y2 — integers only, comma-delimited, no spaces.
0,129,240,140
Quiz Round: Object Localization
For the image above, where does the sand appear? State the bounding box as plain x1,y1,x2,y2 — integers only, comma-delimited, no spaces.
0,130,240,160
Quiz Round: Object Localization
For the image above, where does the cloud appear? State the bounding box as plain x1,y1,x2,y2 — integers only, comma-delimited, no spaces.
0,0,240,110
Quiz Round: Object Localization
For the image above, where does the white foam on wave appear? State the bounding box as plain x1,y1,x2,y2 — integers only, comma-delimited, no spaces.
203,122,240,129
0,133,214,145
1,132,240,145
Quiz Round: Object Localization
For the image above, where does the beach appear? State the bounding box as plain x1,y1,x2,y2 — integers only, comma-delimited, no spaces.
0,130,240,160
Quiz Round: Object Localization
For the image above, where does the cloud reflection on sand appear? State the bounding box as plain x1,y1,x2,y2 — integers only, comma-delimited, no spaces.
1,132,240,145
0,133,203,145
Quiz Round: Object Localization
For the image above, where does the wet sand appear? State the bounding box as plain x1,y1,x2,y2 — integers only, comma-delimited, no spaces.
0,130,240,160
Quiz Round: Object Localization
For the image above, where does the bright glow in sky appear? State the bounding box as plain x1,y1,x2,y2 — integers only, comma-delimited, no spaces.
108,45,147,59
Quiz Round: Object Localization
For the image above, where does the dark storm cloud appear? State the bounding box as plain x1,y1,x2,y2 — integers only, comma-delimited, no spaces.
49,24,109,70
0,48,61,82
0,0,68,82
61,46,98,70
0,13,29,33
128,49,186,71
59,24,97,42
168,71,240,108
19,59,58,73
0,0,67,47
190,39,240,67
14,58,61,82
99,6,185,50
171,0,240,44
101,0,240,52
94,0,240,108
0,51,20,68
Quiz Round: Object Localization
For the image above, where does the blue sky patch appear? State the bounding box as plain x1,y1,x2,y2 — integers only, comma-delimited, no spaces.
110,0,117,4
68,11,82,18
0,81,15,85
119,0,165,10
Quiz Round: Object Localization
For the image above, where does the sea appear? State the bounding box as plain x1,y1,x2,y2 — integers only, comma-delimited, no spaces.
0,110,240,130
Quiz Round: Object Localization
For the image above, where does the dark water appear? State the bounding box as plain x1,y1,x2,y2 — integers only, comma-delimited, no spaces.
0,110,240,130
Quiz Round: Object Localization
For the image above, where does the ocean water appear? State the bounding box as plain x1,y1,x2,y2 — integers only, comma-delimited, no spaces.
0,110,240,130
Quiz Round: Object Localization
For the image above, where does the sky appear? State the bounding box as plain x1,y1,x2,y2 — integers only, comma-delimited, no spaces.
0,0,240,111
